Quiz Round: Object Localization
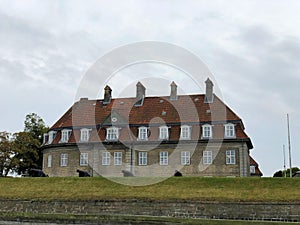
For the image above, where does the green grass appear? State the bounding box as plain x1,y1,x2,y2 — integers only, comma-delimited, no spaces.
0,212,298,225
0,177,299,202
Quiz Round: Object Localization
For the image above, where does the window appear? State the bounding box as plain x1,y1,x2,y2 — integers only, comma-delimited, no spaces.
48,131,57,144
226,150,236,164
202,125,212,139
203,151,212,164
60,129,72,143
102,152,111,165
224,124,235,138
180,125,191,140
114,152,122,165
138,152,147,165
250,165,256,174
106,127,119,141
181,151,190,165
159,126,169,140
47,155,52,168
80,153,88,166
160,151,168,165
43,133,48,144
80,128,91,142
60,153,68,167
138,127,148,140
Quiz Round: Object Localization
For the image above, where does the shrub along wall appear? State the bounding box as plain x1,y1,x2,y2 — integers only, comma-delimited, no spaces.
0,199,299,222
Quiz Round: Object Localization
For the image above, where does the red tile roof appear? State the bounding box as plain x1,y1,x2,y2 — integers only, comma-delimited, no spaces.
250,156,263,176
49,94,252,148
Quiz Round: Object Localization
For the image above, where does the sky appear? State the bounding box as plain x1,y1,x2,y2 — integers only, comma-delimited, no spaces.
0,0,300,177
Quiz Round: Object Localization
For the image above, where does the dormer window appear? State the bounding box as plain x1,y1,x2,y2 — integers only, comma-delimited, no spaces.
180,125,191,140
202,124,212,139
60,129,72,143
224,123,236,138
159,126,169,140
80,128,91,142
138,127,148,141
48,131,57,144
106,127,119,141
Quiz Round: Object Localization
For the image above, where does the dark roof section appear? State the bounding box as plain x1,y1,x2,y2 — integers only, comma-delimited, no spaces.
250,156,263,176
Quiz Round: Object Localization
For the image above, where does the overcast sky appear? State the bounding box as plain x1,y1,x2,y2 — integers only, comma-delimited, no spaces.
1,0,300,177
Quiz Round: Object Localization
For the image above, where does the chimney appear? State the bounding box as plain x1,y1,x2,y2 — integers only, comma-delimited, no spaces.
204,78,214,103
135,82,145,106
103,85,112,104
170,81,178,100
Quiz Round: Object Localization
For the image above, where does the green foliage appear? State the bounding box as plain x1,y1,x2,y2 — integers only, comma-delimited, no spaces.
12,132,40,175
273,167,299,177
0,132,16,177
24,113,48,144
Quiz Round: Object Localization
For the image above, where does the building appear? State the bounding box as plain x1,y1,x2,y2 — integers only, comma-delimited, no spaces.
42,79,262,177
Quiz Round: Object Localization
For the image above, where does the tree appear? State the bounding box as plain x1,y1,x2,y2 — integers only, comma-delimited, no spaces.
273,170,283,177
12,132,40,175
23,113,48,168
0,132,15,176
273,167,300,177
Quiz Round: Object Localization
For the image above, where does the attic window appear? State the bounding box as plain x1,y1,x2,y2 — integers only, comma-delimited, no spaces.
80,128,91,142
202,124,212,139
161,111,167,116
224,123,236,138
48,131,57,144
160,99,164,103
180,125,191,140
60,129,72,143
106,127,119,141
138,127,148,141
159,126,169,140
194,98,199,102
120,101,124,105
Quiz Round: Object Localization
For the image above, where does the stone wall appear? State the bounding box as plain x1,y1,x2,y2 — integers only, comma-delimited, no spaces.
0,199,299,222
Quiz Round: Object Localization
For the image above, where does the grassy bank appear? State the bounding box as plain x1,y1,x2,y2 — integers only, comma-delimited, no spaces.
0,177,299,202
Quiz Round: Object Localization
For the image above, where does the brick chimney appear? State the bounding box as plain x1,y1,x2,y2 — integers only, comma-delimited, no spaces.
103,85,112,104
135,82,145,106
204,78,214,103
170,81,178,100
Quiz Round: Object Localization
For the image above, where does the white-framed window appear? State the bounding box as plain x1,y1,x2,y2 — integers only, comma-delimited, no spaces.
114,152,122,165
60,153,68,167
224,123,235,138
180,125,191,140
138,126,148,141
106,127,119,141
250,165,256,174
102,152,111,165
80,153,88,166
226,150,236,165
138,152,147,165
159,126,169,140
181,151,190,165
202,124,212,139
60,129,72,143
80,128,91,142
181,151,191,165
48,131,57,144
159,151,168,165
47,155,52,168
203,151,212,164
43,133,49,144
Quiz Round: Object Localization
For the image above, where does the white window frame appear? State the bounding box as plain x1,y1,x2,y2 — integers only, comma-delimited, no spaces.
202,124,212,139
114,152,122,166
80,153,88,166
203,151,212,165
224,123,236,138
159,151,168,165
48,131,57,144
43,133,49,144
181,151,191,165
60,129,72,143
47,155,52,168
138,126,148,141
226,150,236,165
60,153,68,167
159,126,169,140
138,152,147,166
250,165,256,174
102,152,111,165
80,128,91,142
106,127,120,141
180,125,191,140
